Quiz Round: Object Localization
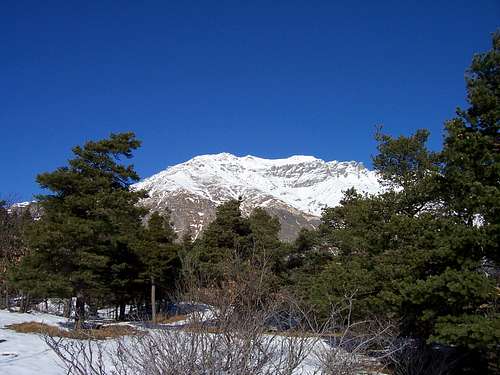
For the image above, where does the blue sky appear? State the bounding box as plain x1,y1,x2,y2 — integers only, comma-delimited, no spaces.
1,1,499,201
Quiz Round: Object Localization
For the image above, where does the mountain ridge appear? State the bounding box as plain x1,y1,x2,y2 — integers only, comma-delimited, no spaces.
133,153,381,240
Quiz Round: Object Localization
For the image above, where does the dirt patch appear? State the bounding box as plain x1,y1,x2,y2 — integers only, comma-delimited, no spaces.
6,322,141,340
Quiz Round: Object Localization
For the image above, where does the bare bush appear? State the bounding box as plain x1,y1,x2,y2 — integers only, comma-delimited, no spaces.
45,336,109,375
313,292,402,375
45,295,321,374
44,256,402,374
44,295,401,374
0,197,31,310
110,315,317,374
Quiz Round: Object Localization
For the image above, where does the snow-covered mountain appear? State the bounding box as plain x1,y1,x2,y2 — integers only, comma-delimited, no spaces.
134,153,381,241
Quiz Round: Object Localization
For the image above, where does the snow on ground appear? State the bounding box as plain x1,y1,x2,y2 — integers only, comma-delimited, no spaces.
0,309,323,375
0,310,68,375
0,308,381,375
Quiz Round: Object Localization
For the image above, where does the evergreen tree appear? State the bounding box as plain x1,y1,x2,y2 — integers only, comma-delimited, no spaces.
440,31,499,257
404,31,500,353
290,33,500,371
370,127,497,353
188,199,288,303
14,133,146,327
289,188,407,321
373,128,440,216
136,211,179,323
190,198,252,283
248,208,284,271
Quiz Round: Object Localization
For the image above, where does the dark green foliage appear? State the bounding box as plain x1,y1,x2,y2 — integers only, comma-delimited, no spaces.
1,202,34,308
248,208,286,272
404,31,500,352
374,128,440,218
374,128,439,190
190,199,252,282
12,133,146,323
439,32,500,263
134,211,180,321
287,32,499,368
0,201,29,274
189,199,284,287
2,31,497,374
249,207,281,252
289,189,427,321
136,211,180,291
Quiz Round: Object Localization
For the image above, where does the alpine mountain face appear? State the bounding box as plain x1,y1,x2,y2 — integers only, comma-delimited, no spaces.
134,153,381,241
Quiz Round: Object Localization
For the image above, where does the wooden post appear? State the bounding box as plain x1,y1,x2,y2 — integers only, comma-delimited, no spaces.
151,276,156,324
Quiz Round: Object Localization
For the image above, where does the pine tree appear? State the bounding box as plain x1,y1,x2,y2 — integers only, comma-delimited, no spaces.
191,199,253,283
15,133,146,328
440,31,499,258
248,208,283,269
297,33,500,370
136,211,179,323
410,31,500,352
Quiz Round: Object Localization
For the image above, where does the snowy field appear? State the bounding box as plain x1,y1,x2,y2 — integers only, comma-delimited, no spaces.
0,309,324,374
0,310,68,375
0,309,386,375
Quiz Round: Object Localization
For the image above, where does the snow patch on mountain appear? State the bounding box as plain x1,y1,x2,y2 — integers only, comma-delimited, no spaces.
134,153,380,217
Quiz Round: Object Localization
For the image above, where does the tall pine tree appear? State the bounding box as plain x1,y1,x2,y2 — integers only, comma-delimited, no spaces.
136,211,179,323
15,132,146,327
287,31,499,372
190,199,253,284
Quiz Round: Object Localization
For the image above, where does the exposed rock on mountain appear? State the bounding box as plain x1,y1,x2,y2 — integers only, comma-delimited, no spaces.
134,153,381,241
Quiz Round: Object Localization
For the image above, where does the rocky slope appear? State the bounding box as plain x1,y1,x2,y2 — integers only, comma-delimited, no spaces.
133,153,381,241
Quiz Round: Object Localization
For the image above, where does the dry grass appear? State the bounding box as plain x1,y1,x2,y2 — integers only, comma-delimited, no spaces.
155,314,188,324
183,323,223,334
6,321,141,340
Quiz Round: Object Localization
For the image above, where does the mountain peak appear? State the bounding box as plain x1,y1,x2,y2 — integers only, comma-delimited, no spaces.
187,152,320,165
134,153,381,240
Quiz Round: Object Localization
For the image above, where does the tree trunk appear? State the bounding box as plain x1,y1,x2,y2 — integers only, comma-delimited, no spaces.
20,292,30,313
129,303,133,316
63,298,73,318
5,284,9,311
18,290,24,312
136,300,142,320
75,293,85,330
88,303,98,319
119,302,126,321
151,276,156,324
